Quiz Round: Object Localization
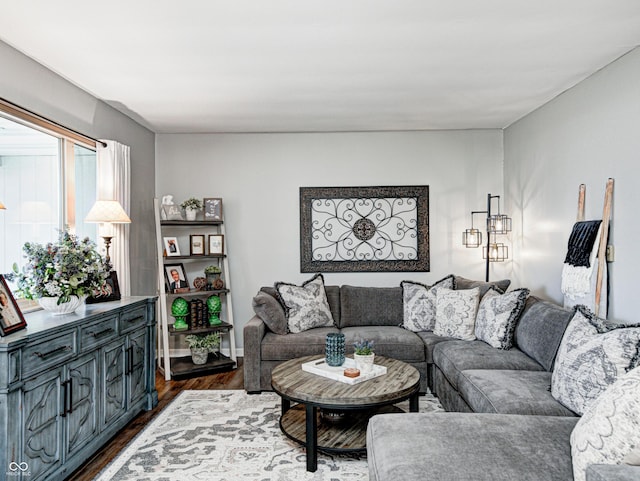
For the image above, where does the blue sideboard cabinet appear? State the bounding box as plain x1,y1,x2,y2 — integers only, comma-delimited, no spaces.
0,297,158,481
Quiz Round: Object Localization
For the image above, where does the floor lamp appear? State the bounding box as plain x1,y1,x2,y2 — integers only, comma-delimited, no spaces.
462,194,511,281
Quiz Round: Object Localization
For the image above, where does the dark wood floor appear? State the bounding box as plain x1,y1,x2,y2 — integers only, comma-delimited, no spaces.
67,360,245,481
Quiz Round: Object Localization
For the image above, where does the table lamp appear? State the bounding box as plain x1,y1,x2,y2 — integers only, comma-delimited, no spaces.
85,200,131,270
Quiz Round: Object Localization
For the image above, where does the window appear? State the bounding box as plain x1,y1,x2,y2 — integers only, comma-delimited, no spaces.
0,103,98,287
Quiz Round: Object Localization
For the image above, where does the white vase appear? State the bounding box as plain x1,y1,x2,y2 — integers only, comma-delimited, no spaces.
185,208,197,221
354,353,375,373
190,347,209,365
38,295,87,315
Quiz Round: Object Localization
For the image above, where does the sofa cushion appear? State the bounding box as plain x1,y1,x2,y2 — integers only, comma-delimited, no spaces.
401,275,455,332
514,296,574,371
416,331,453,363
367,412,578,481
459,369,576,416
571,366,640,481
433,340,544,390
551,306,640,415
261,326,340,360
252,291,288,335
275,273,335,333
261,284,341,324
341,326,426,363
454,275,511,297
433,287,480,341
475,288,530,349
339,286,402,328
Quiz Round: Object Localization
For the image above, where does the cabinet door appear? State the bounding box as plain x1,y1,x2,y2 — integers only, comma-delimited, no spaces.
21,367,64,481
128,328,148,407
101,338,127,427
65,352,98,458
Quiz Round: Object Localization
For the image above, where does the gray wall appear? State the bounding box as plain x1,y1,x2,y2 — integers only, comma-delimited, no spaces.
504,46,640,321
0,40,157,295
156,130,505,350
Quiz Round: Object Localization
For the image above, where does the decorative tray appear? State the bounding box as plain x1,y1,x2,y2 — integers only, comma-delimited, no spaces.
301,357,387,385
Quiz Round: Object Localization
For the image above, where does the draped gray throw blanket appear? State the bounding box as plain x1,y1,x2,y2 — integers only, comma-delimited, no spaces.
561,220,602,300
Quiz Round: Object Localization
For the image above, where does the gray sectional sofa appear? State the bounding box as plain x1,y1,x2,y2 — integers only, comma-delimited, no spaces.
244,277,639,481
243,276,506,393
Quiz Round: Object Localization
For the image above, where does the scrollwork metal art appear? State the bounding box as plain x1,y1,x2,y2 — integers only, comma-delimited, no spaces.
300,186,429,272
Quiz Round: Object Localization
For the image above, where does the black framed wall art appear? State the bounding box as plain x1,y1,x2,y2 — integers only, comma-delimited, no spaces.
300,185,430,272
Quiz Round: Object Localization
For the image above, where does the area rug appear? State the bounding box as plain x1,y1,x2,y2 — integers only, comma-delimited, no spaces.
96,390,442,481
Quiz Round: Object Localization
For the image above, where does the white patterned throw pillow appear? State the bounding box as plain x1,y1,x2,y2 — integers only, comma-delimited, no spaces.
551,306,640,415
433,287,480,340
475,288,530,349
275,274,335,334
570,366,640,481
401,275,455,332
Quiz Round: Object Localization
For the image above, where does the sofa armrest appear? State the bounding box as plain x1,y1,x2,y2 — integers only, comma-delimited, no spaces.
586,464,640,481
243,315,267,393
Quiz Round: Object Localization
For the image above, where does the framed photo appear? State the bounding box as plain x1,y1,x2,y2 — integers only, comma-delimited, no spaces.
87,271,121,304
190,234,205,256
0,275,27,336
203,198,223,221
208,234,224,255
162,204,184,221
163,236,181,256
300,185,430,272
164,264,189,293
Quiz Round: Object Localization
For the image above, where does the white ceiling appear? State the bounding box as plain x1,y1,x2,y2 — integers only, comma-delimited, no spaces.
1,1,640,133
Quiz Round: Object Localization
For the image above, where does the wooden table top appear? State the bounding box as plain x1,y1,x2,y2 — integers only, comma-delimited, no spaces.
271,355,420,408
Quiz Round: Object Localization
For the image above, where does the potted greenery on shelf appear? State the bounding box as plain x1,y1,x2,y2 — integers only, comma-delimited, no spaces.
204,265,223,289
353,339,375,373
180,198,203,221
185,332,221,365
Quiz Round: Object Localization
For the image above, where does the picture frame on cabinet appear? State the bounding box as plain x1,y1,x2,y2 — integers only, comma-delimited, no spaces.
204,198,223,221
190,234,205,255
87,271,121,304
165,263,189,293
164,236,181,256
0,275,27,336
208,234,224,255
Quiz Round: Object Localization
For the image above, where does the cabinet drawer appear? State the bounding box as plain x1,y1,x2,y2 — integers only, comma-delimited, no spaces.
80,316,119,351
119,306,147,333
23,331,77,378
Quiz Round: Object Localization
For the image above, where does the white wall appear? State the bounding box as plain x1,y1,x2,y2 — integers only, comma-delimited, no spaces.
0,40,157,295
157,130,505,348
504,47,640,321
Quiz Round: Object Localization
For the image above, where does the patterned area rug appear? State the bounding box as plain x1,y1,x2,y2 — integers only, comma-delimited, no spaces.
96,390,442,481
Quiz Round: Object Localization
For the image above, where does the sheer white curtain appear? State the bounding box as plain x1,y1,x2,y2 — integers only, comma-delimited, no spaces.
97,140,131,296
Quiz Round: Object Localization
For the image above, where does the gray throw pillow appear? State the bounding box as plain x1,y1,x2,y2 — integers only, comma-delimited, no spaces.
433,287,480,340
401,275,455,332
454,276,511,297
275,273,335,333
475,287,530,349
252,291,288,335
551,305,640,415
570,366,640,481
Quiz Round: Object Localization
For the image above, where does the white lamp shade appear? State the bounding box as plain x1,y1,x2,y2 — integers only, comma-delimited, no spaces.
0,201,5,210
85,200,131,224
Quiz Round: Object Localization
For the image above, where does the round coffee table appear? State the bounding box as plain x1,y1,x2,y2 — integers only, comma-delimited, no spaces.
271,355,420,472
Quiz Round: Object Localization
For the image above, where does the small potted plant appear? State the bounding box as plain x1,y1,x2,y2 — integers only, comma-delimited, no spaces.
204,265,222,289
185,332,221,365
180,198,203,221
353,339,375,373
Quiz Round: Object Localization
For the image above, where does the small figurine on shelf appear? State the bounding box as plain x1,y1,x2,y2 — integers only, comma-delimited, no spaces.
207,294,222,325
171,297,189,330
180,198,203,221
